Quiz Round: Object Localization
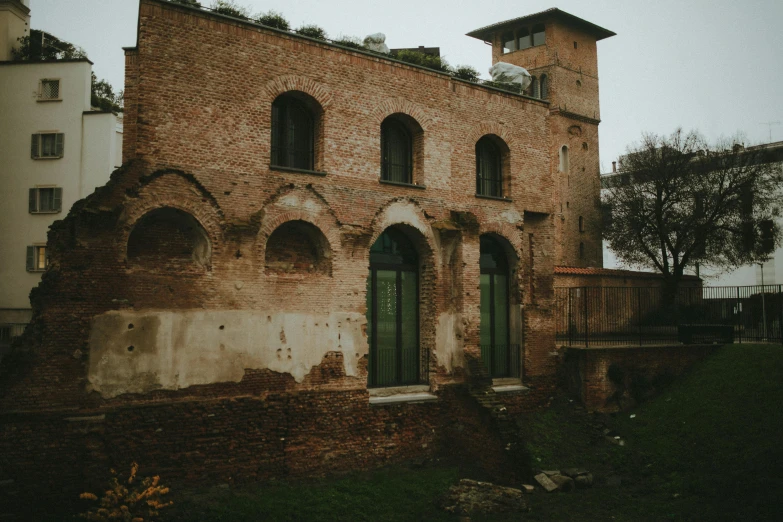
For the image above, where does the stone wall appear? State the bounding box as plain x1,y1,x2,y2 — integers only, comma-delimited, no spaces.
564,344,719,411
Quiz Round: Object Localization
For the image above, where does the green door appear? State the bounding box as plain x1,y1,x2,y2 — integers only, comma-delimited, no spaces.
367,230,420,387
480,236,511,378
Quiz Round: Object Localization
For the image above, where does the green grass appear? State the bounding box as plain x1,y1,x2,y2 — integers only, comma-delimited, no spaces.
168,344,783,521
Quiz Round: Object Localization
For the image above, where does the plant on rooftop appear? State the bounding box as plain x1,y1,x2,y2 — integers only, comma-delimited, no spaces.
210,0,250,20
170,0,201,7
333,36,365,50
452,65,480,82
12,29,87,61
393,49,451,73
482,80,522,94
255,10,290,31
91,73,123,115
296,25,328,40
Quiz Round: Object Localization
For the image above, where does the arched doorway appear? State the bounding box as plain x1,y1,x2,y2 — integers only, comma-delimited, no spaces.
480,235,514,377
366,228,420,387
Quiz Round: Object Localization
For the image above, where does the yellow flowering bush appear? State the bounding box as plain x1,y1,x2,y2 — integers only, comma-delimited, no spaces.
78,463,173,521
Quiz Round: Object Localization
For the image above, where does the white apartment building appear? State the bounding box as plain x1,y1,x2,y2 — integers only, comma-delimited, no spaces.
0,0,122,344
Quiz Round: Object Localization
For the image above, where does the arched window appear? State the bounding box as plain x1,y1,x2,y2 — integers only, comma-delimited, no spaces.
381,117,413,184
127,207,210,270
559,145,569,173
529,76,540,98
271,93,315,170
540,74,549,100
366,228,421,387
480,236,516,378
476,136,504,198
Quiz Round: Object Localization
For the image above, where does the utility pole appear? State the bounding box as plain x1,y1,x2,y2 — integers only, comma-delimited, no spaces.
760,121,780,143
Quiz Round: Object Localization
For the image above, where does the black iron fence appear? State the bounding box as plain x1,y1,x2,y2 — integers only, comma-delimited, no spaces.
556,285,783,346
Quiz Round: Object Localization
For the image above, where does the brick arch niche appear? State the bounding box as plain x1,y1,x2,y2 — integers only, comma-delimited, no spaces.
126,207,211,272
264,220,332,276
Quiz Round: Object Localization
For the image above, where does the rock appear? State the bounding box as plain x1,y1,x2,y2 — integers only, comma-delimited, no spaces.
574,473,594,489
521,484,535,494
541,470,560,476
561,468,588,478
534,473,559,492
549,474,575,492
441,479,527,515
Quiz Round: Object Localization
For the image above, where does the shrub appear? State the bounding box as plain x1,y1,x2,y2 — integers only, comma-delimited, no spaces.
78,463,172,521
210,0,250,19
452,65,480,82
482,80,522,94
296,25,328,40
170,0,201,7
394,49,451,73
333,36,365,50
255,10,290,31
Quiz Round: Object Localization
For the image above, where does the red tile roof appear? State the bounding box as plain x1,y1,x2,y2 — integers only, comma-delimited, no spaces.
555,266,701,280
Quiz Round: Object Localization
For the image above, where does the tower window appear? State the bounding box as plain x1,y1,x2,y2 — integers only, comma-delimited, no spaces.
579,242,585,259
540,75,549,100
532,24,546,46
502,31,516,53
579,216,584,232
573,41,578,49
518,27,531,50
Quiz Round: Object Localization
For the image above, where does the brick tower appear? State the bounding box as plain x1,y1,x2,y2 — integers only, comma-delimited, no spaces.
468,9,615,267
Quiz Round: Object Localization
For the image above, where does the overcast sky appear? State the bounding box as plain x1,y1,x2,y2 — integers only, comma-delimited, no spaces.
27,0,783,169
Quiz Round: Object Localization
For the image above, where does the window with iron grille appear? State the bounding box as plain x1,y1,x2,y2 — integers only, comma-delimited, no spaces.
39,79,60,100
271,95,314,170
31,133,64,159
529,76,540,98
476,136,503,198
381,118,413,184
26,245,48,272
29,187,62,213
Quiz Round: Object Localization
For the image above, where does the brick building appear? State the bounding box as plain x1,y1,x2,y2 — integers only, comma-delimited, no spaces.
0,0,614,511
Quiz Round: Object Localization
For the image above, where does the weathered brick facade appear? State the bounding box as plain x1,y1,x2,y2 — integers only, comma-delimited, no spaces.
0,2,615,515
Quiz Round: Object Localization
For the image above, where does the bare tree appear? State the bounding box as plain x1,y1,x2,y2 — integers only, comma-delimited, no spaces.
602,129,783,299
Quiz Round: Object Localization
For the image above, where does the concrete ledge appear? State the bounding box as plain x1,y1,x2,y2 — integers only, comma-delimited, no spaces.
369,392,438,405
492,384,529,394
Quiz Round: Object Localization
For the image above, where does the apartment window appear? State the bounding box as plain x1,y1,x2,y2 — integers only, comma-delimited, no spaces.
26,245,48,272
29,187,62,213
476,136,504,198
31,133,64,159
39,79,61,101
271,94,315,170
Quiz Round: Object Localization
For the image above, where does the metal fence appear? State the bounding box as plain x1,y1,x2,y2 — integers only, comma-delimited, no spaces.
555,285,783,347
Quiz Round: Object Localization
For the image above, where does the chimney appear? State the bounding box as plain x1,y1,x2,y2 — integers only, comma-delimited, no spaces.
612,161,616,173
0,0,30,61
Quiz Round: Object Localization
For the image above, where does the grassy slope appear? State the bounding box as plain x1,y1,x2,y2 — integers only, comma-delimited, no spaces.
168,344,783,521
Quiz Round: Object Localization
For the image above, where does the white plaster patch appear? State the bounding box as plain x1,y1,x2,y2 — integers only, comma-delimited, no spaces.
87,310,366,398
436,312,464,372
277,194,321,212
498,208,523,224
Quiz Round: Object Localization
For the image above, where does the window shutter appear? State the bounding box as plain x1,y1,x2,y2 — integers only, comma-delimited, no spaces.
54,188,63,211
26,246,34,271
31,134,40,159
29,188,37,213
55,133,64,157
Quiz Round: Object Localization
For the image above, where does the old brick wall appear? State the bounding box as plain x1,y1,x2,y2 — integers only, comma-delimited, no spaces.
0,0,580,511
564,344,719,411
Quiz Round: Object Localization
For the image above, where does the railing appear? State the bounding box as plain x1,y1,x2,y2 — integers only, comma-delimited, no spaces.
0,323,28,358
556,285,783,347
480,343,521,378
